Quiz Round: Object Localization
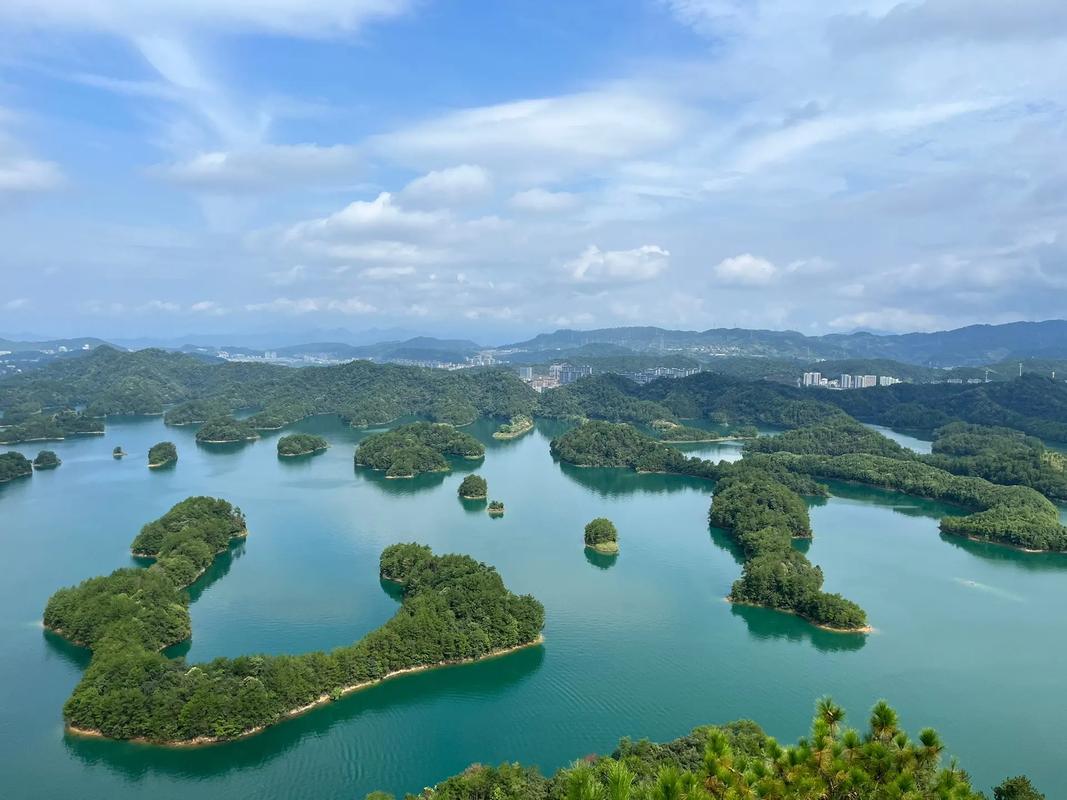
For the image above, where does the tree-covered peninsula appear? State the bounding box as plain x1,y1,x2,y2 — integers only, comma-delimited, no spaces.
45,510,544,742
0,451,32,482
163,399,231,426
493,415,534,440
356,422,484,478
709,465,869,632
148,441,177,468
277,433,329,457
458,474,487,499
394,697,1007,800
0,410,103,444
32,450,61,469
549,421,719,479
195,416,259,443
584,518,618,554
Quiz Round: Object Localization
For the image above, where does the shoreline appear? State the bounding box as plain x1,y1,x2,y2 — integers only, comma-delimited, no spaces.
278,447,329,458
65,635,545,747
727,597,873,635
147,460,176,469
197,437,259,444
492,418,534,440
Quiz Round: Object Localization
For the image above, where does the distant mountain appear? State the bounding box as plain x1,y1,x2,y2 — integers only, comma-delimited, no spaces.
111,327,426,351
0,336,116,353
502,320,1067,367
276,337,483,362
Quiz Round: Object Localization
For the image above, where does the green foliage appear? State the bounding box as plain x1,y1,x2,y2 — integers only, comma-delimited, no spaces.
32,450,61,469
549,421,720,480
418,698,987,800
710,466,867,631
195,416,259,443
148,441,177,467
922,422,1067,501
584,518,618,552
745,414,913,458
487,500,505,514
0,409,103,444
458,474,488,499
356,422,484,478
0,347,538,432
994,775,1046,800
654,422,726,442
277,433,329,456
0,451,33,482
48,531,544,742
826,374,1067,442
493,415,534,439
770,452,1067,551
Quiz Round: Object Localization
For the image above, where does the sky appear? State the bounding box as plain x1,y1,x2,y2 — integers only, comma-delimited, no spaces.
1,0,1066,343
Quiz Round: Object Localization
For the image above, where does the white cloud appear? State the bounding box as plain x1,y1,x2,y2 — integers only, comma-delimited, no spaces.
155,144,359,192
359,265,416,279
244,295,375,314
138,299,181,313
566,244,670,283
712,254,778,287
285,192,443,241
0,0,413,37
269,264,308,286
402,164,492,205
377,90,687,176
4,297,30,310
189,300,226,314
829,308,941,333
0,157,64,193
510,187,578,212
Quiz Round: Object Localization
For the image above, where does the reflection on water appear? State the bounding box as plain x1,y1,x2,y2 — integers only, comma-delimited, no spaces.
939,533,1067,572
584,548,618,570
728,604,867,654
557,462,712,498
63,644,547,783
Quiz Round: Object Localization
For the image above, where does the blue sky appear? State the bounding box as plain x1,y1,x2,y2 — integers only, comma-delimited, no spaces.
1,0,1066,342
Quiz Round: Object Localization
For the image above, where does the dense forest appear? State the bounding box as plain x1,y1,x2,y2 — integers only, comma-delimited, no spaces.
709,465,868,631
584,518,619,554
493,415,534,439
0,451,32,482
46,514,544,742
401,697,1020,800
549,421,720,479
277,433,329,457
148,441,177,468
922,422,1067,501
195,416,260,443
458,474,488,499
32,450,61,469
0,409,104,444
0,346,537,430
356,422,485,478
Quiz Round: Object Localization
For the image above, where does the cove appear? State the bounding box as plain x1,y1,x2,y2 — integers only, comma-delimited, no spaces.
2,415,1067,799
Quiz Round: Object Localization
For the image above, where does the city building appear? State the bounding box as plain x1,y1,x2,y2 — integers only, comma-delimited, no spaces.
517,366,534,381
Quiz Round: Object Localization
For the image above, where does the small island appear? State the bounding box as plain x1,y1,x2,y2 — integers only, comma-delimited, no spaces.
112,446,126,459
148,441,177,468
492,415,534,440
652,419,760,443
584,517,619,554
550,421,719,479
356,422,485,478
277,433,329,457
32,450,61,470
458,474,488,499
0,451,33,483
195,416,260,444
487,500,505,516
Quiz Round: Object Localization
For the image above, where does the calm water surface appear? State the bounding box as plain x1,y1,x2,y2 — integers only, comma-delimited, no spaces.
2,416,1065,799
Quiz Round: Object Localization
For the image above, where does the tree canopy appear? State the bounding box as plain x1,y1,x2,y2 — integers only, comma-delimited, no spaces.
584,518,618,554
458,474,488,499
195,416,259,443
32,450,61,469
277,433,329,456
550,421,720,480
356,422,485,478
0,451,32,482
148,441,177,467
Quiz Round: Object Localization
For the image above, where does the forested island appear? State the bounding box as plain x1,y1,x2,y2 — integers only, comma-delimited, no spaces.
492,415,534,440
195,416,259,444
45,504,544,743
32,450,60,469
396,697,1027,800
584,518,619,554
356,422,485,478
148,441,177,468
0,410,103,444
550,421,719,479
458,474,487,499
277,433,329,457
112,446,125,458
652,419,759,443
487,500,505,516
0,451,32,482
164,399,230,426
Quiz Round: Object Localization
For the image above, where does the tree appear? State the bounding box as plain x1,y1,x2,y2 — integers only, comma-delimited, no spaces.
148,441,177,467
458,474,488,499
33,450,61,469
994,776,1046,800
584,518,619,554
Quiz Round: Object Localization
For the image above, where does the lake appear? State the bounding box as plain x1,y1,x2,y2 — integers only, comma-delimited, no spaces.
1,415,1065,799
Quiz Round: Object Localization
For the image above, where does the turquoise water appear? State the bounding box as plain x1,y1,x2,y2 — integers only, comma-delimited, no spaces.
2,416,1065,799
